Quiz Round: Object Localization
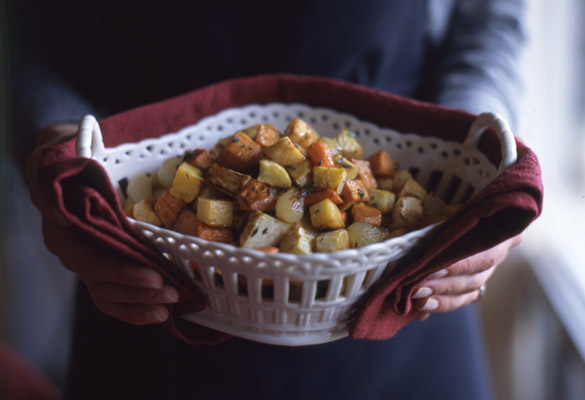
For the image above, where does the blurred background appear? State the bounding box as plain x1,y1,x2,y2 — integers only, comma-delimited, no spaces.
1,1,584,399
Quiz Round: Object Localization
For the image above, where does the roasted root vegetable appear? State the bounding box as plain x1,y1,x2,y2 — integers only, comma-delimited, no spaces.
309,199,345,230
239,211,290,248
216,131,263,172
315,229,349,253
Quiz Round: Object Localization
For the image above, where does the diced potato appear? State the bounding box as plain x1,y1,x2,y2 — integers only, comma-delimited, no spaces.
309,199,345,230
132,198,163,226
312,166,347,193
339,179,370,211
297,215,319,239
316,229,349,253
351,159,377,189
392,171,413,192
239,211,291,248
154,189,187,228
347,222,388,248
389,196,423,230
263,136,306,167
254,124,282,147
398,178,427,200
182,148,214,171
170,163,204,203
196,198,234,227
368,189,396,213
351,202,382,227
285,117,319,149
206,163,253,196
237,179,277,211
422,193,447,216
336,129,362,159
376,177,394,191
286,160,312,187
216,131,263,172
275,188,305,223
257,159,292,188
279,224,314,255
126,173,153,203
333,155,359,179
157,157,182,188
367,150,397,176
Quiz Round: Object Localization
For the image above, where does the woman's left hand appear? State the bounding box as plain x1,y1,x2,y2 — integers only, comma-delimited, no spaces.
412,234,523,320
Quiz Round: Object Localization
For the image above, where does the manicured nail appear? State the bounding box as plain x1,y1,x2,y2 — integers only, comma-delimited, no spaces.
428,269,448,280
419,297,439,312
412,287,433,299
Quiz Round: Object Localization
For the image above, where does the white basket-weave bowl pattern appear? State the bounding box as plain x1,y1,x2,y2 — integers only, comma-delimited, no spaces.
77,103,516,346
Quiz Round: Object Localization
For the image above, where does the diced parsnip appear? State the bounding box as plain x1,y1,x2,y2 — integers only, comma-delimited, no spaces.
307,142,335,167
237,179,277,211
351,202,382,227
297,215,319,239
389,196,423,230
171,208,199,236
335,129,363,159
216,131,263,172
254,124,282,147
333,155,359,179
206,163,253,196
339,179,370,211
304,189,343,206
309,199,345,230
239,211,290,248
347,222,388,248
351,159,377,189
286,160,313,187
126,172,153,203
367,150,397,176
132,198,163,226
376,176,394,191
154,190,187,228
392,171,413,192
398,178,427,200
157,156,182,188
196,197,234,227
368,189,396,213
263,136,306,167
257,159,292,188
182,148,214,171
285,117,319,149
279,224,314,255
315,229,349,253
170,163,204,203
312,166,347,193
275,188,305,223
316,137,340,155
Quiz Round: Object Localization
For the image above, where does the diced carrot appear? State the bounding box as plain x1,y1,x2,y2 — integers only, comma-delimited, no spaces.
351,202,382,227
216,131,263,172
195,221,235,243
254,246,280,254
307,142,335,167
339,179,370,211
304,189,343,206
351,158,378,189
183,148,214,170
237,179,277,211
367,150,397,177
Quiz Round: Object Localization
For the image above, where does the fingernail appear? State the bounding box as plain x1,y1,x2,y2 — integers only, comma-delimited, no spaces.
416,312,430,322
412,287,433,299
419,297,439,312
139,279,163,289
428,269,448,280
146,308,167,322
160,291,179,304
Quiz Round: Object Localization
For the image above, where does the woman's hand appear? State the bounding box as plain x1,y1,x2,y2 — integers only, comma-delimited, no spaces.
412,234,523,320
25,123,176,326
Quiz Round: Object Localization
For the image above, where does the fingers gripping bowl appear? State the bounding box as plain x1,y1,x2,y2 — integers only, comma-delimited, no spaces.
76,103,516,345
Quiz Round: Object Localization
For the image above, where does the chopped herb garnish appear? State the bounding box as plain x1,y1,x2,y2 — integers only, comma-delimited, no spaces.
294,144,299,149
347,131,357,138
182,151,195,161
314,209,320,214
241,144,246,148
355,242,358,248
252,228,259,237
371,203,378,208
358,189,364,198
336,158,344,163
186,173,190,180
341,163,353,169
288,166,297,171
233,137,240,142
262,228,268,235
250,186,256,192
318,161,322,166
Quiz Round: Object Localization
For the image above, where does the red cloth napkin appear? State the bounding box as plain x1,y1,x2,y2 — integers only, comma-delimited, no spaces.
28,74,543,343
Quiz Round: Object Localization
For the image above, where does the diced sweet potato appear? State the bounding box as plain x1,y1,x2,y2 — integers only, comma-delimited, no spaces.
367,150,397,177
351,202,382,227
216,131,263,172
339,179,370,211
206,163,253,196
182,148,214,170
237,180,277,211
304,189,343,206
307,142,335,167
153,190,187,228
172,208,199,236
351,159,378,189
195,221,235,243
254,124,283,147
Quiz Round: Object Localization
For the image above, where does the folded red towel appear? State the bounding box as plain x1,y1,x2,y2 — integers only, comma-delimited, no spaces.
27,74,543,343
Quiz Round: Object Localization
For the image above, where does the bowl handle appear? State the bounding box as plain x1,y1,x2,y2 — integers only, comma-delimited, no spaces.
463,112,517,175
75,115,105,159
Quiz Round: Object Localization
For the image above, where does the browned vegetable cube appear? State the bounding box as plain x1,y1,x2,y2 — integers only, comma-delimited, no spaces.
206,163,253,196
254,124,283,147
351,202,382,227
172,208,199,236
182,148,214,171
351,158,378,189
237,179,277,211
339,179,370,211
154,190,188,228
216,131,263,172
367,150,397,177
285,117,319,149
